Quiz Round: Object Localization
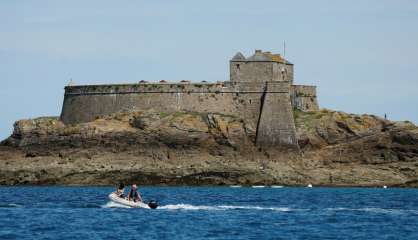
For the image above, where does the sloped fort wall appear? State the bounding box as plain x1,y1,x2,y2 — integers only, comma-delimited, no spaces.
62,83,239,125
60,50,319,149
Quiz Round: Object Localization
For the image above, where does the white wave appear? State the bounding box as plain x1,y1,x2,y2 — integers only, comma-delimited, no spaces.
158,204,293,211
271,185,284,188
159,204,218,210
362,208,400,214
101,201,131,208
0,203,22,208
252,185,265,188
229,185,242,188
218,205,292,212
326,207,418,215
360,208,418,215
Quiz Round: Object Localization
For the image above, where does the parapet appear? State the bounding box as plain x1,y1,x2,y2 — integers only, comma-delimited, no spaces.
64,80,296,96
64,82,228,95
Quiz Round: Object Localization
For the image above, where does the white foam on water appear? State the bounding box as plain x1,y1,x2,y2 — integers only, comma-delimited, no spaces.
0,203,22,208
229,185,242,188
361,208,418,215
252,185,265,188
101,201,131,208
326,207,418,215
271,185,284,188
158,204,293,211
361,208,399,214
218,205,292,212
159,204,217,210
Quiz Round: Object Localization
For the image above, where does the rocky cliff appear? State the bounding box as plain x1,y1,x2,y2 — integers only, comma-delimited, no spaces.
1,109,417,186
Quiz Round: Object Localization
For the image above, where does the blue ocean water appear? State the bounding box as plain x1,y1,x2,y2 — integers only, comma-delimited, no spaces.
1,186,418,240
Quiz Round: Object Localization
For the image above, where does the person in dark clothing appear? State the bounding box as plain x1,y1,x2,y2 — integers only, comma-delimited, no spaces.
127,184,142,202
115,182,125,198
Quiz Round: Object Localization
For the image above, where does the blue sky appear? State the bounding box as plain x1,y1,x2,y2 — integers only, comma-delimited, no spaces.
1,0,417,140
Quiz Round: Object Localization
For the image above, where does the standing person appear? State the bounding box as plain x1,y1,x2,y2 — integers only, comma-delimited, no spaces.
127,184,142,202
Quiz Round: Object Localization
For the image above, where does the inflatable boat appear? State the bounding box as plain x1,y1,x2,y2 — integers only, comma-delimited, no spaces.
108,192,158,209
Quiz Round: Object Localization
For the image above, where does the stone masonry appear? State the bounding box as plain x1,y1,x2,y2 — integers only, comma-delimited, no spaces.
60,50,319,149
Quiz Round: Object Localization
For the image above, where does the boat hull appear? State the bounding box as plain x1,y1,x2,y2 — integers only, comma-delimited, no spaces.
108,193,154,209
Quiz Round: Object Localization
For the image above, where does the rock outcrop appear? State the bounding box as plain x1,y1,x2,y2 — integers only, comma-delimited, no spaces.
1,109,417,186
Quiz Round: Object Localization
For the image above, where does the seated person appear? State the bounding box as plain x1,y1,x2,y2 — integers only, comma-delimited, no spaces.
115,183,125,198
127,184,142,202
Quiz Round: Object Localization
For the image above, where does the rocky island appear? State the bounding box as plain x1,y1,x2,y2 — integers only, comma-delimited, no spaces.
1,50,417,186
1,109,417,186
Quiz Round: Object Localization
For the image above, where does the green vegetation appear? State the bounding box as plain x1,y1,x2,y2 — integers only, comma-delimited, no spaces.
296,93,313,97
36,116,59,121
158,112,169,118
169,111,237,121
34,117,59,127
215,112,239,119
293,109,302,125
293,109,328,129
173,111,204,118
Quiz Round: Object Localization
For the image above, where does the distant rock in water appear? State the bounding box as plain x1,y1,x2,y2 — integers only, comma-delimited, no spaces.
0,109,417,187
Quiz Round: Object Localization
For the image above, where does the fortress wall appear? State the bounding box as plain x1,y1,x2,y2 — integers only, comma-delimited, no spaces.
61,82,302,149
61,90,240,124
231,90,263,130
231,61,294,84
256,82,298,148
61,82,293,126
59,50,315,148
284,64,294,83
291,85,319,112
230,81,292,130
230,62,273,83
272,63,289,82
234,93,263,130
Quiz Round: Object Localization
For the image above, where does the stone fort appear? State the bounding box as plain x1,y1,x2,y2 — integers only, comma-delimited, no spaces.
60,50,319,149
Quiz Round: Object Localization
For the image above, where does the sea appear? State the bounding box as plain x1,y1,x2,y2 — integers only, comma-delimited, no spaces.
0,186,418,240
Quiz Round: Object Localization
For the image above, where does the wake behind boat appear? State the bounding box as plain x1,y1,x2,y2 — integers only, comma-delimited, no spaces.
108,192,158,209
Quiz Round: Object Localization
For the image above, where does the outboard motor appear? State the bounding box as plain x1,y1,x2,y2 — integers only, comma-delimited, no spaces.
148,200,158,209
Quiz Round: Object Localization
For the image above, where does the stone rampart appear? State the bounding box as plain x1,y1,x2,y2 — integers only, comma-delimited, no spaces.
61,82,294,126
291,85,319,112
255,82,298,148
62,83,232,124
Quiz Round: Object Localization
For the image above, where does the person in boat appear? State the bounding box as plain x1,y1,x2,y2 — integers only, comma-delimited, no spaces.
127,184,142,202
115,183,125,198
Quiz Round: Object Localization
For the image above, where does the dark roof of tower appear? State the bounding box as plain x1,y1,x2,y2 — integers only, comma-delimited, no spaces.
246,51,272,61
231,52,246,60
245,50,293,65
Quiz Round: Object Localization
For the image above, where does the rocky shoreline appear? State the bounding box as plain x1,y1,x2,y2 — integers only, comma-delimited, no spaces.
1,109,417,187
